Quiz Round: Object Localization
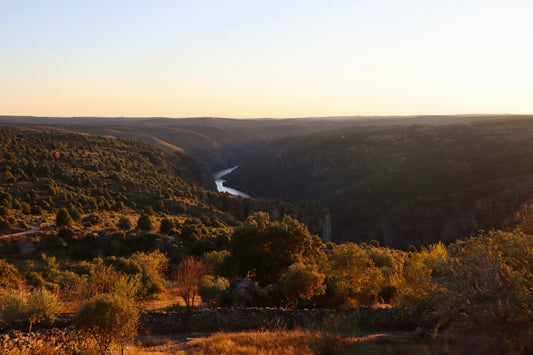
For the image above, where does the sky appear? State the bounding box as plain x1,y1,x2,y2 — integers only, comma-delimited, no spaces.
1,0,533,118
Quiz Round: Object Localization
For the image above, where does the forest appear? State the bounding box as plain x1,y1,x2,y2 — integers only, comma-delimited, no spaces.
0,122,532,354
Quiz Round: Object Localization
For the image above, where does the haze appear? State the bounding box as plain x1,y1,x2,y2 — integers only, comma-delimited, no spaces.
1,0,532,118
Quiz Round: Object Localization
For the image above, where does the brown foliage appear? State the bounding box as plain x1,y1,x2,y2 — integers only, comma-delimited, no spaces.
170,256,207,309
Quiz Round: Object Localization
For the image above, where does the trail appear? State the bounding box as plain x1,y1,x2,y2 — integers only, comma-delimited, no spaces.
0,225,40,239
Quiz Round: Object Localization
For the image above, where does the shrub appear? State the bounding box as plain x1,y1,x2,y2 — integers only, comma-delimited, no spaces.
198,275,230,307
117,217,132,231
81,213,101,227
433,231,533,351
137,214,152,231
203,250,232,276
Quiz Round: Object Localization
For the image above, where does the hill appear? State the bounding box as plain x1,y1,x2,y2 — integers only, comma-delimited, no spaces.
226,117,533,247
3,115,533,247
0,126,328,238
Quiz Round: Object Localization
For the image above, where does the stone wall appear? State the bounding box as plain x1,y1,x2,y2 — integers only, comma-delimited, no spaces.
140,307,418,335
0,329,93,354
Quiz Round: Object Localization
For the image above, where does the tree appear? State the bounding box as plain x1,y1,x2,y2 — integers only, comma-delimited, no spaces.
326,243,383,307
1,289,60,332
26,288,60,331
83,265,141,299
159,217,175,235
74,294,138,354
55,208,73,227
137,214,152,231
280,263,326,308
0,258,23,289
170,256,207,309
131,250,168,295
390,242,446,310
117,217,132,231
433,231,533,351
230,212,324,285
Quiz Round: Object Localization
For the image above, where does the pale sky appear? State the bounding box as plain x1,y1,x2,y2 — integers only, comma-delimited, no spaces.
1,0,532,118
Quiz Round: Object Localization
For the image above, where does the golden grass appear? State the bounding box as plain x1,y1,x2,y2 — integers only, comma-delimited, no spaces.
183,329,322,355
128,329,453,355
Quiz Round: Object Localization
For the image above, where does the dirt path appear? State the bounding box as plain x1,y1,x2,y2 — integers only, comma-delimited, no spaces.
0,225,40,239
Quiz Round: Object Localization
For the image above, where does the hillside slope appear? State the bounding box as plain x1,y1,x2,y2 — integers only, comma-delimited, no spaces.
0,126,329,239
226,118,533,247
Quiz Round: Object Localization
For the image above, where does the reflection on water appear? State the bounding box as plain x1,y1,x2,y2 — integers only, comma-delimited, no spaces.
214,166,250,197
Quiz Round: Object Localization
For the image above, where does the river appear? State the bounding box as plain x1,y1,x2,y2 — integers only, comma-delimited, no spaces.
213,166,250,197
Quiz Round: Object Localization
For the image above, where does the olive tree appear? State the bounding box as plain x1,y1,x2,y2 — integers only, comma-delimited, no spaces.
74,293,138,354
280,263,326,308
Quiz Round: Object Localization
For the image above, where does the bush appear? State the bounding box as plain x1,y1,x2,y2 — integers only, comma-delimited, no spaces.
198,275,230,307
117,217,132,231
84,265,141,299
81,213,101,227
137,214,152,231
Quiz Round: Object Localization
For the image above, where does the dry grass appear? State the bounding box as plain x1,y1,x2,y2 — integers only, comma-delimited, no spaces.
126,329,452,355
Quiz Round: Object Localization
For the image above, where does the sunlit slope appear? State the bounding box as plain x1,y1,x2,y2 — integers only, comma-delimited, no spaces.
0,126,220,221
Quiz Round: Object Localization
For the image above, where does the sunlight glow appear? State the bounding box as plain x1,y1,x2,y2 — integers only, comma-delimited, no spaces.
1,0,532,118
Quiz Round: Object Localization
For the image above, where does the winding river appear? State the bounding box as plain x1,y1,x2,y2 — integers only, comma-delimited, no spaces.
213,166,250,197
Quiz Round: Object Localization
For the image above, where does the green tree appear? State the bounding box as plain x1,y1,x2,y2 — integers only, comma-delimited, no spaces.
0,289,60,332
159,217,175,235
230,212,324,285
74,293,138,354
117,217,132,231
137,214,152,231
84,265,141,299
26,288,60,331
55,208,73,227
280,263,326,309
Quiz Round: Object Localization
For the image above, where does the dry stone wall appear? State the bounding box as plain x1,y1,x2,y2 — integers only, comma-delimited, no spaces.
140,307,417,334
